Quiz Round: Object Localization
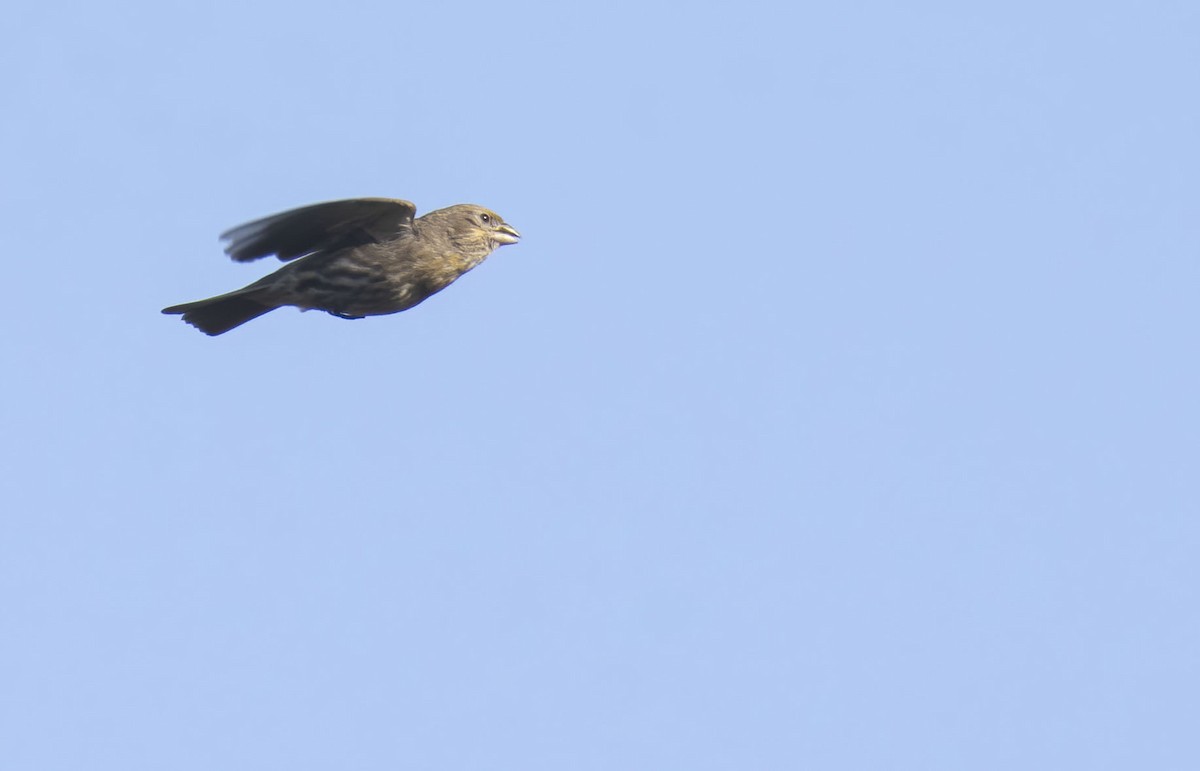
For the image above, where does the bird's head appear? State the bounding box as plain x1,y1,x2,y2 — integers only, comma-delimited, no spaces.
427,204,521,256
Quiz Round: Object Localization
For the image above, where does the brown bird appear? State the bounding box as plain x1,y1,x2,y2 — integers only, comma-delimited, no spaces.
163,197,521,335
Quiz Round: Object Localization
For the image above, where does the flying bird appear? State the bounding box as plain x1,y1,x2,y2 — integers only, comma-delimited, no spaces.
163,197,520,335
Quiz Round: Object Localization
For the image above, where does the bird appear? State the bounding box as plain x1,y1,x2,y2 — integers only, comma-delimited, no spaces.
162,197,520,335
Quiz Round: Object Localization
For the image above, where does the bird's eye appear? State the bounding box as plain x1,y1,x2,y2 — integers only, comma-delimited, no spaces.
480,213,491,223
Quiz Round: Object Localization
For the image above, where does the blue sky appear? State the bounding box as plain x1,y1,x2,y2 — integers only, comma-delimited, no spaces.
3,1,1198,768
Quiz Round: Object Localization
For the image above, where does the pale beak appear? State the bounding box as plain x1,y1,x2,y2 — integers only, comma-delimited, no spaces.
495,223,521,245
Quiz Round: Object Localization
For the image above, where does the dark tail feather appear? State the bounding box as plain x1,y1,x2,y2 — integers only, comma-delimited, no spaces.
162,292,278,336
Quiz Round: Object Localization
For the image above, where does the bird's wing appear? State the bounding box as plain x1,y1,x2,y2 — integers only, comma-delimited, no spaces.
220,198,419,262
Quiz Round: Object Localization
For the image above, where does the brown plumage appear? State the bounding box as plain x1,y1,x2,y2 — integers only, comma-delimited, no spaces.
163,198,520,335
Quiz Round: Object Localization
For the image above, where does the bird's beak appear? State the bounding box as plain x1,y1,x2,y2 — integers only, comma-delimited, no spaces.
495,223,521,245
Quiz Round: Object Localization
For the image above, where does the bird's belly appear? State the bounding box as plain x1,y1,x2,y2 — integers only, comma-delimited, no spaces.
340,278,442,316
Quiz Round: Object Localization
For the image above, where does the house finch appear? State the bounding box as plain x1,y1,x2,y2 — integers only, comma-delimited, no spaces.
162,197,520,335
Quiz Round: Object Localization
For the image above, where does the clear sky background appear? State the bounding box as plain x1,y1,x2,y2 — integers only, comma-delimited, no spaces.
3,1,1197,768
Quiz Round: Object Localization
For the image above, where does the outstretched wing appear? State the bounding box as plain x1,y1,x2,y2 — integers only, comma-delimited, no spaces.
220,198,419,262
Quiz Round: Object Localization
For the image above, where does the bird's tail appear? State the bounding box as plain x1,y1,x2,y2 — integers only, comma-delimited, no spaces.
162,289,278,336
